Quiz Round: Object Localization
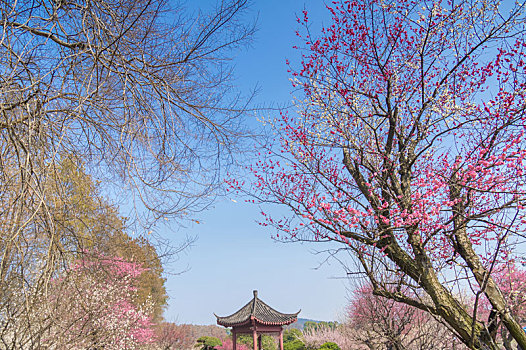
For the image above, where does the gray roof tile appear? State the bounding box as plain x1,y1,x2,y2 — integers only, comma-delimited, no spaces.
215,290,300,327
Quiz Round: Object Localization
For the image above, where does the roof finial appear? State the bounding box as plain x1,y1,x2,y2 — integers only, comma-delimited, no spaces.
253,290,258,298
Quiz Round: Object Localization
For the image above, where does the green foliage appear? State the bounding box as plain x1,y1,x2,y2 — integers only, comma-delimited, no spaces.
196,336,222,350
50,155,122,251
53,156,168,322
236,334,252,347
283,339,306,350
102,232,168,322
262,335,278,350
237,334,277,350
283,329,303,343
318,342,340,350
303,321,338,333
283,328,305,350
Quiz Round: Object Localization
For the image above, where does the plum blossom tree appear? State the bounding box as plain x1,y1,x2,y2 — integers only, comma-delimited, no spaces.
301,324,357,350
346,283,466,349
154,323,195,350
34,253,156,349
480,264,526,349
493,264,526,324
244,1,526,349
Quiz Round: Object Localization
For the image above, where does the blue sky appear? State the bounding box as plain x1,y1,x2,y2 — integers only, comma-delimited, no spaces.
162,0,353,325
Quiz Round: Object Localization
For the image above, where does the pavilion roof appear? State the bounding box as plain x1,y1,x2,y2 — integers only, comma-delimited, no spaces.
215,290,300,327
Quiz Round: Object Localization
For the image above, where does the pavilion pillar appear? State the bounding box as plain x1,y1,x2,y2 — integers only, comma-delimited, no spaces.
253,329,257,350
279,329,283,350
258,335,262,350
233,329,237,350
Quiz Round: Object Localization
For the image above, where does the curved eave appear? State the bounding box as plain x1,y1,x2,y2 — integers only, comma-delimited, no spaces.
216,310,301,328
253,316,298,326
216,318,252,327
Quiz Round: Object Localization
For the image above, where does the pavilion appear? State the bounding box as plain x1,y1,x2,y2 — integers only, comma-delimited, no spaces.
215,290,300,350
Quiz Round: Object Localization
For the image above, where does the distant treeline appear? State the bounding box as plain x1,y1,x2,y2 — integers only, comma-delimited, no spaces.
286,319,338,331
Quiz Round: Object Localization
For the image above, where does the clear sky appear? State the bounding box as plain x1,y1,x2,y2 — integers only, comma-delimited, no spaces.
162,0,354,325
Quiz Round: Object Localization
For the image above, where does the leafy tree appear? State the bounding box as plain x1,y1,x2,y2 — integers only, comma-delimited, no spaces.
302,322,318,333
246,0,526,349
303,322,338,333
284,329,303,343
196,336,223,350
0,156,169,343
52,156,169,321
237,334,278,350
283,339,306,350
318,342,340,350
101,231,168,323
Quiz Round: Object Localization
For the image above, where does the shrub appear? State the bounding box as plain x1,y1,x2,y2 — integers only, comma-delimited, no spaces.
283,329,303,343
283,339,306,350
196,336,223,350
217,337,250,350
318,342,340,350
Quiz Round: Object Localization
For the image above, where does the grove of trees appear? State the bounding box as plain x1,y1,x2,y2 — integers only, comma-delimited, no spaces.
3,0,526,348
282,271,526,350
0,0,254,347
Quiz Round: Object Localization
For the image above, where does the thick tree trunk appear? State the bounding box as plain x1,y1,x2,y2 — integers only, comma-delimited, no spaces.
379,240,499,350
447,181,526,349
451,215,526,349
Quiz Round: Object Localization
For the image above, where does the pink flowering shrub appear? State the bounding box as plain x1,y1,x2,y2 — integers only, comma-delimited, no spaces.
302,325,358,350
38,252,156,349
217,337,250,350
